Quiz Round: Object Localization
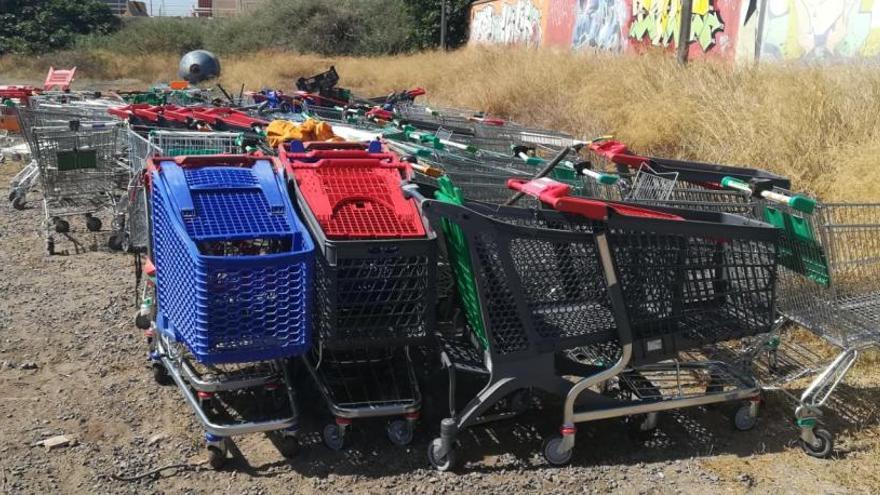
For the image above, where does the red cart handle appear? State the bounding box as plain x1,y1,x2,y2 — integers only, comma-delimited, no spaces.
589,140,649,170
506,178,682,221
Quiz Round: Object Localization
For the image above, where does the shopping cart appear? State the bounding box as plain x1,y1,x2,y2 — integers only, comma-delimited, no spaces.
280,140,437,449
717,177,879,458
412,177,778,470
30,122,127,254
146,155,314,468
10,103,123,209
108,129,161,253
586,140,790,215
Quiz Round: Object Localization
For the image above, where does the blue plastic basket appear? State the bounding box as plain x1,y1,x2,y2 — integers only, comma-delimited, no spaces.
150,157,314,364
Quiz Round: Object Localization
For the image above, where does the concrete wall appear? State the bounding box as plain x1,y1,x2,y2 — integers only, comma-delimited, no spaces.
468,0,880,62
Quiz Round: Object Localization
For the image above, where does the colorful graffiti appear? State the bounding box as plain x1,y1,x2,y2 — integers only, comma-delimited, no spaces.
468,0,878,63
470,0,544,46
571,0,628,50
629,0,725,51
760,0,880,60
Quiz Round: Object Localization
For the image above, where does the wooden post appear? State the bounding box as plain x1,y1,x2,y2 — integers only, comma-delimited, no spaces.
440,0,448,51
677,0,693,65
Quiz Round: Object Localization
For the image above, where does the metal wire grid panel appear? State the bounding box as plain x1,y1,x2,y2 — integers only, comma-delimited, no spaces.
32,125,123,216
148,130,243,157
308,346,419,411
770,199,880,349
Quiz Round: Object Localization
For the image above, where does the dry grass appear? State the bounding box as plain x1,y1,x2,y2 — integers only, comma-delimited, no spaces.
3,46,880,201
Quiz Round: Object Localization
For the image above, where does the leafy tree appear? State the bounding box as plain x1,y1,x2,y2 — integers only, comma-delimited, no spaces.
403,0,472,50
0,0,120,54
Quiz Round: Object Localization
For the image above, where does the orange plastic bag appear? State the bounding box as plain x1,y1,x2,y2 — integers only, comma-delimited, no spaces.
266,118,337,148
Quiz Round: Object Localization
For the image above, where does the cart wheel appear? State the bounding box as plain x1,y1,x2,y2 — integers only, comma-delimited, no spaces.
274,432,300,458
626,413,658,442
46,236,55,256
386,419,414,446
121,233,132,253
322,423,346,451
53,218,70,234
767,348,779,373
107,233,124,251
542,436,573,466
801,428,834,459
12,194,26,210
427,438,456,472
207,444,227,470
135,312,152,330
151,362,172,386
7,190,14,202
732,403,758,432
85,215,102,232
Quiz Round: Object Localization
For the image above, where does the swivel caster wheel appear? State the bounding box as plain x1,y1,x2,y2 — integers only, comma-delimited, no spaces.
53,218,70,234
135,312,152,330
322,423,347,451
206,436,230,470
107,233,124,251
542,435,573,466
386,419,414,446
427,437,457,472
801,428,834,459
151,362,172,386
85,214,102,232
12,194,26,210
273,431,300,458
732,402,759,432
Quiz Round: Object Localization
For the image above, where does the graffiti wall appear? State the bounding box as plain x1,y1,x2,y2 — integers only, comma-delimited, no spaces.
468,0,880,62
760,0,880,60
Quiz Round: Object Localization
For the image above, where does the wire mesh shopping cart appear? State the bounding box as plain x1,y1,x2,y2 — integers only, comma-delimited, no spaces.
146,155,314,469
280,140,437,449
412,177,778,470
31,122,127,254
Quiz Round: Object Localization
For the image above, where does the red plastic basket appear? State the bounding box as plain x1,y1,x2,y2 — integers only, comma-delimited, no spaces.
285,150,425,240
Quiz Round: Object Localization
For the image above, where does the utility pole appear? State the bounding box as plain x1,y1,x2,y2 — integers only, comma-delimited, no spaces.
440,0,448,51
677,0,693,65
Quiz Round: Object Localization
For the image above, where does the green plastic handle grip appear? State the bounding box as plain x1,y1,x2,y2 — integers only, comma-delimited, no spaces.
720,176,750,192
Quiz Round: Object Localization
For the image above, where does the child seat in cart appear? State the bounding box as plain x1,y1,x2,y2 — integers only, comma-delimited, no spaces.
413,177,778,470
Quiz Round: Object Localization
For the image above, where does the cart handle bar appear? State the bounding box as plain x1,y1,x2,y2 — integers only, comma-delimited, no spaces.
720,177,816,214
507,178,683,221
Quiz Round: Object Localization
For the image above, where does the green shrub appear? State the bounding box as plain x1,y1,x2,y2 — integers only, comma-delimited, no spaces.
0,0,120,54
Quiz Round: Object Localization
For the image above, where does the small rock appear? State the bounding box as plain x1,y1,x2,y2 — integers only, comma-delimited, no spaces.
42,435,70,451
147,433,168,446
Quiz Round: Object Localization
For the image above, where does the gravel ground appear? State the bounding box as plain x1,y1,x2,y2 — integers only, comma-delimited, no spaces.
1,158,878,494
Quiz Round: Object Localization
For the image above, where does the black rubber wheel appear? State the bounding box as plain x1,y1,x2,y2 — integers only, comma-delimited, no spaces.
275,434,299,458
322,423,346,451
53,218,70,234
85,215,102,232
12,195,26,210
7,190,14,201
151,363,172,386
542,436,573,466
731,404,758,432
135,312,152,330
427,438,456,472
801,428,834,459
207,445,227,470
626,414,658,442
386,419,414,446
107,233,124,251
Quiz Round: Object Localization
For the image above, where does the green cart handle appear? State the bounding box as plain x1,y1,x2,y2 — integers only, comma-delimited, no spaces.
721,176,816,214
579,167,619,186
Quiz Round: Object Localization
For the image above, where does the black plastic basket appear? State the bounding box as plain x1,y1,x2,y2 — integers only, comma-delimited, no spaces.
293,183,438,350
421,195,778,363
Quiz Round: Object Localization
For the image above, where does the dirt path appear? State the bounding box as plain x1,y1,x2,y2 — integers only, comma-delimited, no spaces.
0,159,878,494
